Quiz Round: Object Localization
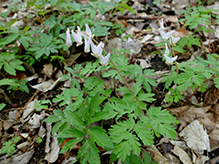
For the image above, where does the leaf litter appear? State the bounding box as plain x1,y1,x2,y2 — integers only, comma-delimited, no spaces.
0,0,219,163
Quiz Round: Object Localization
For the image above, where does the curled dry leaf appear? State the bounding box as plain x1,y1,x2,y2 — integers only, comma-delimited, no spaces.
179,120,211,154
43,63,55,78
171,145,193,164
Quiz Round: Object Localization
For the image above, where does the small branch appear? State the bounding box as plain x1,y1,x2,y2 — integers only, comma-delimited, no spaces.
0,118,23,138
0,88,14,107
117,15,184,20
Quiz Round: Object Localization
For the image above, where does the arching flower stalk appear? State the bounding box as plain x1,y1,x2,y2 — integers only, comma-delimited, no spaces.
66,24,133,93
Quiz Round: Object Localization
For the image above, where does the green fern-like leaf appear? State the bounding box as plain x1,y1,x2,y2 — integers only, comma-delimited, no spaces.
134,122,154,146
147,107,179,139
78,138,101,164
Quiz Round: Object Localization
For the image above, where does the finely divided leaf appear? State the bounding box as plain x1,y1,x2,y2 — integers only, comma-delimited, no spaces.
114,141,131,161
60,137,83,153
88,126,113,150
134,122,154,146
78,138,101,164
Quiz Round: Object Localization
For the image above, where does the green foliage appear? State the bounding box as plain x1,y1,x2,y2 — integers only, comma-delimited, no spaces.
0,78,29,93
0,53,25,76
28,33,59,60
166,88,183,103
180,5,215,32
8,79,29,93
109,106,178,161
112,24,127,36
0,103,6,111
162,54,219,102
36,136,43,143
4,0,217,163
34,100,50,111
102,48,133,81
0,136,19,156
123,152,158,164
45,92,113,163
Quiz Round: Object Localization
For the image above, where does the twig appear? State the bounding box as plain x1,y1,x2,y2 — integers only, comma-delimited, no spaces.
117,15,184,20
0,88,14,107
0,118,23,138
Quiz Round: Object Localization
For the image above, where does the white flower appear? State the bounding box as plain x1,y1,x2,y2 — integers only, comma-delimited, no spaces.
164,43,178,64
165,43,169,55
71,26,82,47
164,54,178,64
169,36,180,45
159,18,165,31
66,28,72,47
85,24,93,38
91,41,104,58
81,24,94,39
159,28,175,40
84,37,91,53
99,53,110,65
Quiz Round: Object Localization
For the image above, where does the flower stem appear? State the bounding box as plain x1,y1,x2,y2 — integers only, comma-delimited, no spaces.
109,57,133,93
78,30,133,93
170,43,179,75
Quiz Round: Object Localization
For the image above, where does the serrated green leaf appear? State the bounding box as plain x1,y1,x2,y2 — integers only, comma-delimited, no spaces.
114,141,131,161
91,25,110,37
53,109,65,119
0,79,17,87
88,126,113,150
60,137,83,154
194,73,205,86
89,92,100,116
52,121,65,134
109,119,135,137
4,63,16,75
117,87,133,95
159,124,177,139
128,134,141,156
44,116,61,123
214,78,219,88
78,138,100,164
134,122,154,146
90,111,110,123
64,110,86,128
137,93,155,103
0,103,6,111
133,83,141,96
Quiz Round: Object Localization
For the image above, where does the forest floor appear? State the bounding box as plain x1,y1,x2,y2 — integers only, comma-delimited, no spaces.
1,0,219,163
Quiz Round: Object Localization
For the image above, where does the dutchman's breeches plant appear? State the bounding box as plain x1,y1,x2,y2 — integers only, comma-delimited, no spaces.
45,20,219,164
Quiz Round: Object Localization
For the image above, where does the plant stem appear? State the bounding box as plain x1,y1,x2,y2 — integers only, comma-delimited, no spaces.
170,42,179,75
81,32,133,93
109,57,133,93
0,88,14,107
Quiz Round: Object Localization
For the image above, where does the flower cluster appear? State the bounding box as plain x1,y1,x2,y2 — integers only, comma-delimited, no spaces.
66,24,110,65
158,19,180,64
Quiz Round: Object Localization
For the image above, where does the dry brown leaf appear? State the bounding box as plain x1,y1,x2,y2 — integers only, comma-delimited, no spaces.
43,63,56,78
169,106,216,132
145,145,169,164
171,145,193,164
3,120,12,130
179,120,211,154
